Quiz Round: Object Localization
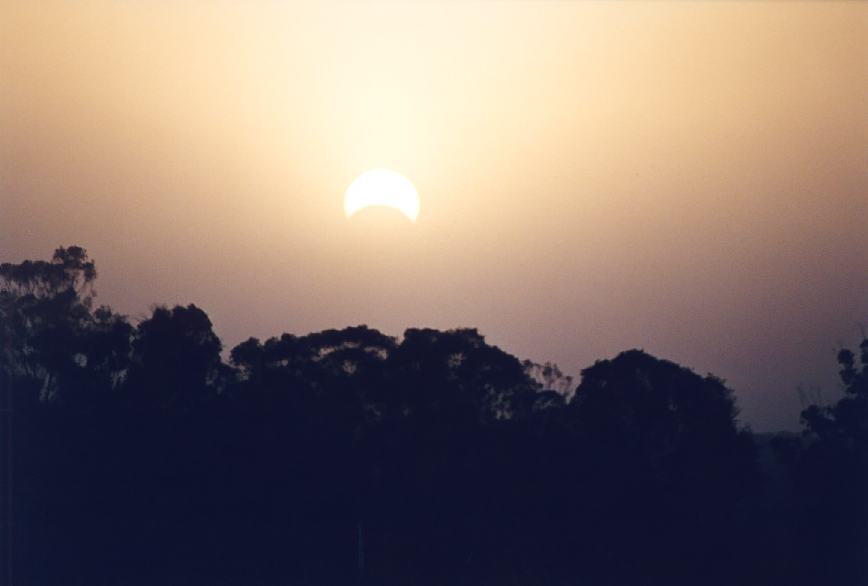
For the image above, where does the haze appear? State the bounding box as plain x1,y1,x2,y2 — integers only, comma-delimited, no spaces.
1,1,866,430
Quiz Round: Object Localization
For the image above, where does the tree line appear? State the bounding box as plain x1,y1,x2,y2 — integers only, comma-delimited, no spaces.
1,246,866,586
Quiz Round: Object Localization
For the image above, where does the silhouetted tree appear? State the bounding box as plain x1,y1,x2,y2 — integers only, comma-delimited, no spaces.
0,246,129,406
390,327,537,422
1,248,134,585
567,350,757,585
127,304,224,411
796,337,868,585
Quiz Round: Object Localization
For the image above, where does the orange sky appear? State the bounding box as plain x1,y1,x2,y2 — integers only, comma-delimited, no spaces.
2,1,866,429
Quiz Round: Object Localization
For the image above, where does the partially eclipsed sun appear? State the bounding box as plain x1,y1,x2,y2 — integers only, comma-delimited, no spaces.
344,169,420,223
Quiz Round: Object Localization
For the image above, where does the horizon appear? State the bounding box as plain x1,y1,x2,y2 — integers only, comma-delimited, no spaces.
2,241,863,432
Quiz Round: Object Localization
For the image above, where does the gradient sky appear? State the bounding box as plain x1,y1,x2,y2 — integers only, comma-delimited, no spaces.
2,1,866,430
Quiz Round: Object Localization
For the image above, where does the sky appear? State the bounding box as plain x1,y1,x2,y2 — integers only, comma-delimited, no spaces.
1,1,866,430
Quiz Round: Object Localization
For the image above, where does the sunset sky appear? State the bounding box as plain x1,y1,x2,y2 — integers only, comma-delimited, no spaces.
2,1,866,430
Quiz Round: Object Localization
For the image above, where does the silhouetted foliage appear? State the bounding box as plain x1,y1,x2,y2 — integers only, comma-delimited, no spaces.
127,304,225,411
1,246,128,406
795,339,868,585
565,351,758,585
3,247,864,586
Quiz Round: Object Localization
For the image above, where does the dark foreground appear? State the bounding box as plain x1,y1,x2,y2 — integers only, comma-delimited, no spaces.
2,247,866,586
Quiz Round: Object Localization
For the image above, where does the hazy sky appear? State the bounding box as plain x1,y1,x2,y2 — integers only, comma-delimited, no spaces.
2,1,866,430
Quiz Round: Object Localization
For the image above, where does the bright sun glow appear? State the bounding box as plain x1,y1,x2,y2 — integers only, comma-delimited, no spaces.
344,169,420,223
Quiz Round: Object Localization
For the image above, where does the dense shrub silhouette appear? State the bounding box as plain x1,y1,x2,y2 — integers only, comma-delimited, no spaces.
2,246,865,585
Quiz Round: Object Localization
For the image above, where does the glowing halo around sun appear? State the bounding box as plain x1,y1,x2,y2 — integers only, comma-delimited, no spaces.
344,169,420,223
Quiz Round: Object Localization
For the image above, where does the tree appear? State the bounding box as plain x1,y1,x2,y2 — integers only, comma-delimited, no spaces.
390,328,537,423
0,246,129,405
567,350,756,585
802,338,868,446
2,248,132,586
127,304,223,410
0,245,96,301
797,337,868,585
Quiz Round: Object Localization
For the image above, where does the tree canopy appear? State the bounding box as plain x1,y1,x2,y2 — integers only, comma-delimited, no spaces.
3,246,864,586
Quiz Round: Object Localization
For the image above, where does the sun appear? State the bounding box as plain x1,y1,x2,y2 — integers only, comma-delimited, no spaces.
344,169,420,223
